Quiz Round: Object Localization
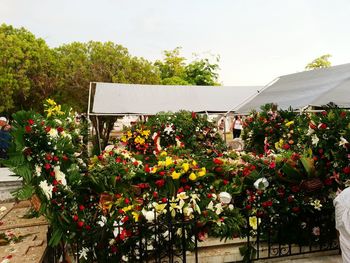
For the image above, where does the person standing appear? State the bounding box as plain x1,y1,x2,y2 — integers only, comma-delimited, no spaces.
334,187,350,262
231,115,243,138
0,117,11,160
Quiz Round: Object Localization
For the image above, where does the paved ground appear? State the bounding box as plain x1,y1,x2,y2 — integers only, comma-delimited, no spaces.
277,255,342,262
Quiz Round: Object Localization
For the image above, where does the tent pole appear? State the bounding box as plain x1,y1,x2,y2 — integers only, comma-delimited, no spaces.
223,114,227,143
96,115,102,153
87,82,93,156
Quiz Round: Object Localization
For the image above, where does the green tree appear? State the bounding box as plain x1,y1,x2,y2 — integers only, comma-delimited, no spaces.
155,47,220,86
185,56,220,85
55,41,161,150
0,23,57,115
305,54,332,70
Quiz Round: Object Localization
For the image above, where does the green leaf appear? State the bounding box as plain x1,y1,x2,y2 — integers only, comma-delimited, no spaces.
13,185,34,200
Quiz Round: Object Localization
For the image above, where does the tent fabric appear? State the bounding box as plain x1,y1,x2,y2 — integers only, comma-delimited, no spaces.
237,63,350,113
91,83,262,115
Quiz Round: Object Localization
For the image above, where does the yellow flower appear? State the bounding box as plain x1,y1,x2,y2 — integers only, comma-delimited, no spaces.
192,160,197,166
160,151,167,157
45,107,54,117
127,130,132,138
122,205,133,212
151,166,158,173
165,157,173,167
132,211,140,222
134,136,145,145
249,216,260,230
171,171,181,180
285,120,294,127
142,130,151,137
46,98,56,106
197,167,206,177
157,161,165,166
275,139,284,150
182,163,189,172
189,172,197,181
121,136,127,142
154,203,167,213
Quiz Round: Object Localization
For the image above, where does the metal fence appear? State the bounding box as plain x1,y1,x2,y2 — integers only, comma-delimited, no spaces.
44,214,339,263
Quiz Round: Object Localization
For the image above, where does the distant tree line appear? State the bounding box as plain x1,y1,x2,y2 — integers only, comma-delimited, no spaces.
0,24,220,116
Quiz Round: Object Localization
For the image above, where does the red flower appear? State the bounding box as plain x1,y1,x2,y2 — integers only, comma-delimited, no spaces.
53,156,59,162
291,185,300,193
191,112,197,119
153,192,158,198
161,198,167,203
321,111,327,116
50,171,55,177
213,158,223,165
25,125,32,133
262,200,273,208
292,207,300,213
115,193,122,199
118,209,124,214
287,195,294,203
245,204,252,210
57,127,64,133
319,123,327,129
77,221,84,228
85,225,91,231
343,166,350,174
155,179,165,188
122,216,129,223
223,179,229,185
115,157,122,163
309,123,317,129
45,153,52,161
283,144,290,150
44,163,51,170
207,193,213,198
62,155,69,161
28,119,35,125
158,171,166,176
73,215,79,222
98,155,104,161
144,164,150,173
324,178,333,186
340,111,347,118
124,198,130,204
177,187,184,193
269,162,276,169
79,205,85,211
184,185,191,190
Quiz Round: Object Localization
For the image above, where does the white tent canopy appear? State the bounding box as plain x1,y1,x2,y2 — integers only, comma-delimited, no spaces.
90,82,262,115
237,63,350,113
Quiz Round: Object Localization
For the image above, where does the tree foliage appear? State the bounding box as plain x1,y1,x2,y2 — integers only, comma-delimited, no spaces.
155,47,220,86
305,54,332,70
0,23,57,115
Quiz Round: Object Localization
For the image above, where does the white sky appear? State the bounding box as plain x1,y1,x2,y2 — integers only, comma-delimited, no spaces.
1,0,350,86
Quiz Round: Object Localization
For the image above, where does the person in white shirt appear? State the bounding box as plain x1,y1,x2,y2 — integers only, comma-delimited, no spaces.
334,187,350,262
231,115,243,138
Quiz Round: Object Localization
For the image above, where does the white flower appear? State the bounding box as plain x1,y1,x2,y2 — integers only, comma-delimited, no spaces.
219,192,232,204
54,166,67,186
254,177,269,190
35,165,42,177
48,128,58,138
142,209,156,222
310,199,322,211
79,247,89,260
0,206,6,212
215,203,224,215
55,119,62,125
311,134,319,146
183,207,194,218
97,216,107,227
60,131,72,139
176,192,189,200
104,145,114,153
339,137,349,148
113,221,123,237
207,201,214,211
39,180,53,200
306,127,315,136
228,204,234,210
164,124,174,135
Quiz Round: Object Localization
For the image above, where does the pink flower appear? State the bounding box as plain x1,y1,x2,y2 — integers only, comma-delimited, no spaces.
312,226,320,236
